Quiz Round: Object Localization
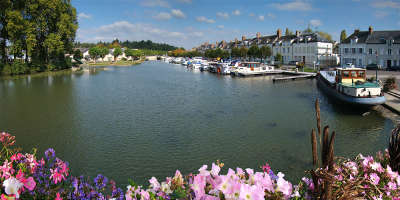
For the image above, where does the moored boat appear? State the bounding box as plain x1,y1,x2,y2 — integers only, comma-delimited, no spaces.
317,67,385,106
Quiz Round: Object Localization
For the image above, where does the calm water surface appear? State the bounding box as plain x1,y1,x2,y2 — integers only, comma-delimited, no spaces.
0,61,396,185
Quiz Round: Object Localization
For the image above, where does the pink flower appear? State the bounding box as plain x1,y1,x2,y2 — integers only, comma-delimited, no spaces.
10,153,23,162
55,192,62,200
276,172,292,198
0,160,14,179
140,190,150,200
369,173,380,185
16,170,36,191
262,163,271,174
239,183,264,200
386,165,398,180
50,169,65,184
371,162,384,173
149,177,160,192
198,165,210,177
211,163,220,176
192,174,206,199
387,181,397,191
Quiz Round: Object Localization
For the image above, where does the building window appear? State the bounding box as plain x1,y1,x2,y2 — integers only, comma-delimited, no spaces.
352,48,356,54
369,49,372,55
344,48,349,54
388,49,392,55
394,60,397,66
359,48,363,54
359,59,362,66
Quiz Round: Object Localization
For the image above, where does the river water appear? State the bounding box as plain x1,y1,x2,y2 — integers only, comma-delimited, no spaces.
0,61,396,186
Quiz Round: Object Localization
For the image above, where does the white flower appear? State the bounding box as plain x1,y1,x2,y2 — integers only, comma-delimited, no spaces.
161,182,172,194
3,177,23,198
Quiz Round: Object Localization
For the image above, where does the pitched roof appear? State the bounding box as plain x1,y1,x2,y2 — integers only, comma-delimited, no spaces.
342,30,400,44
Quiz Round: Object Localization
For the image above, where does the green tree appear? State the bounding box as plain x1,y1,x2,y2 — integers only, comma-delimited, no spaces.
275,53,283,63
340,30,347,42
248,45,260,61
285,28,293,36
98,46,109,61
239,46,248,60
113,47,123,61
260,46,272,62
231,47,240,58
89,47,100,63
73,49,83,60
317,31,333,42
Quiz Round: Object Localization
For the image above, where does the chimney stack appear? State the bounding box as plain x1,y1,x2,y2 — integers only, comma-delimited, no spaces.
256,32,261,39
296,30,300,37
354,29,360,35
369,26,373,34
242,35,246,41
277,29,282,38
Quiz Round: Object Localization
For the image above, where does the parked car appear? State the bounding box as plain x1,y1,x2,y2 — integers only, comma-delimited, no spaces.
366,63,382,70
386,66,400,71
344,63,355,68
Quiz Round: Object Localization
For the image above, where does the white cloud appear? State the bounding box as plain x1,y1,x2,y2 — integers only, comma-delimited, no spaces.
310,19,322,27
190,32,204,37
77,21,186,44
216,12,229,19
258,15,265,21
78,13,91,20
374,10,389,18
370,0,400,9
217,25,224,29
267,13,276,19
171,9,186,18
141,0,169,8
176,0,192,3
271,0,312,11
196,16,215,23
153,12,172,20
232,9,241,16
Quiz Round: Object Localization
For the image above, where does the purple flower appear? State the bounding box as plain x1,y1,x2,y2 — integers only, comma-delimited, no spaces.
94,174,108,190
44,148,56,160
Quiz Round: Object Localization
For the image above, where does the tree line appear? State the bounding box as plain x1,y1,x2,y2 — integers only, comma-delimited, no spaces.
0,0,78,75
75,39,179,52
168,45,282,63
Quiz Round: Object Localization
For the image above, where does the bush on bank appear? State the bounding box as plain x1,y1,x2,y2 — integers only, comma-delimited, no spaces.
0,131,399,200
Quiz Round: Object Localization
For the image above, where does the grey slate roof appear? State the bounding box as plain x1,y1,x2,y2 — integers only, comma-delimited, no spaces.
342,30,400,44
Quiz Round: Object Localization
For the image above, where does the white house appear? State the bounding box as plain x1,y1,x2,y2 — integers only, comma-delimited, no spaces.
197,29,339,67
339,26,400,69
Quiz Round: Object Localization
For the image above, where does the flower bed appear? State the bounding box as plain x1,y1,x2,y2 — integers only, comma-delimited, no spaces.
0,131,399,200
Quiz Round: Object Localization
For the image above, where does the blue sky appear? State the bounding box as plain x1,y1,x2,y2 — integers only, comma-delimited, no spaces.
74,0,400,49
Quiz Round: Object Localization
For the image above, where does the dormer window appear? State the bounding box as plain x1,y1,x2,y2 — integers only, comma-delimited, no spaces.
387,39,394,46
351,37,358,44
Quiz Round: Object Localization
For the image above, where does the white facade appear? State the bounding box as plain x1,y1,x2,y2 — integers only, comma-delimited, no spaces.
339,29,400,68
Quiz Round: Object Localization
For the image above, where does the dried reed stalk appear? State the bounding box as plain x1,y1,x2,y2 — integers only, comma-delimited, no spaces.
311,129,318,167
389,125,400,172
315,99,321,145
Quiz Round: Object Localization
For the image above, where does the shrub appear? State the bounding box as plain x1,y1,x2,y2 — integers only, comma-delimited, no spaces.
46,64,57,71
383,77,397,92
1,61,29,75
122,58,127,61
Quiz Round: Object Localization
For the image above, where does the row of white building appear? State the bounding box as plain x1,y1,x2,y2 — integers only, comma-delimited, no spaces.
196,26,400,69
195,29,339,67
340,26,400,69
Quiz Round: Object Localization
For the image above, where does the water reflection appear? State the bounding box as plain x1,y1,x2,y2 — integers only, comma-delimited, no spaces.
0,62,395,186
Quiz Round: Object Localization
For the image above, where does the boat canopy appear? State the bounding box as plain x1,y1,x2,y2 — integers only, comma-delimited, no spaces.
241,62,261,68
